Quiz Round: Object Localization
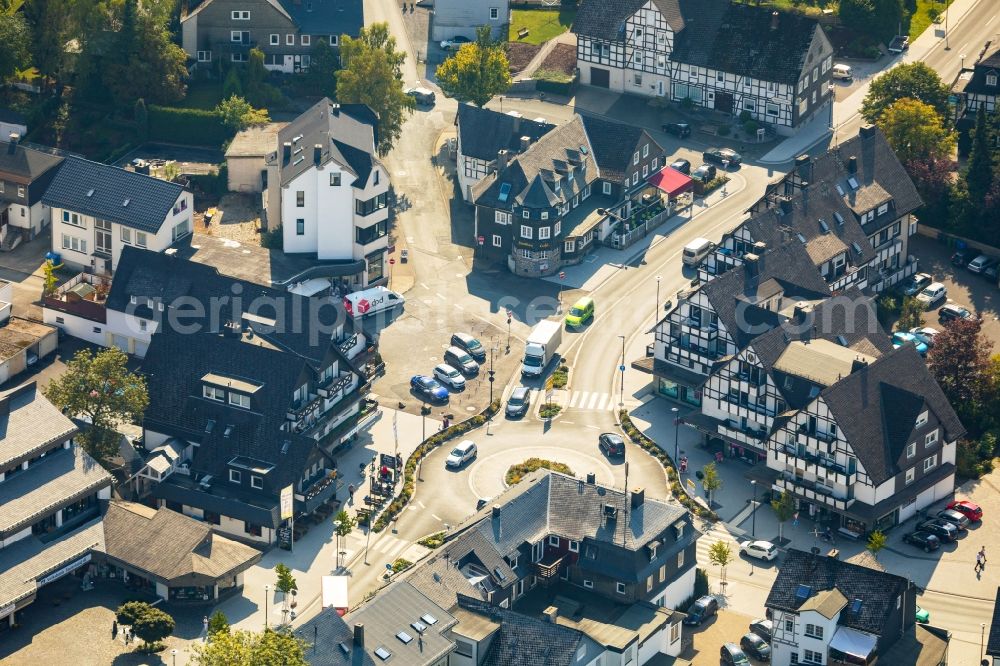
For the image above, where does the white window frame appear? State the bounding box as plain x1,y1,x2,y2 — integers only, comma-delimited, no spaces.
554,220,561,235
923,455,937,472
136,231,147,248
988,74,998,87
203,385,225,401
492,234,502,247
197,50,212,62
522,209,529,219
250,475,263,489
583,579,594,589
642,144,649,158
548,535,560,547
231,53,246,63
646,575,653,593
301,34,311,46
329,35,338,45
286,34,295,46
230,30,243,42
489,6,499,19
616,582,627,595
568,540,579,552
925,429,939,446
229,392,250,409
539,226,550,240
120,227,132,244
231,10,249,19
603,181,612,195
766,102,780,117
270,33,280,45
494,210,510,225
916,410,928,427
229,469,242,483
633,151,640,165
540,211,549,220
564,240,575,253
905,467,915,485
520,225,532,239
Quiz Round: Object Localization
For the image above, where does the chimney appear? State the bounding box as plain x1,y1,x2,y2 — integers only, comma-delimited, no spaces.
492,505,501,520
519,135,532,152
353,624,365,648
543,607,559,623
744,253,760,279
586,472,596,484
779,198,794,215
7,133,19,155
794,154,813,183
511,113,521,134
630,487,645,509
851,358,869,374
314,144,322,165
859,124,877,139
496,149,510,175
282,142,292,164
753,241,767,255
848,155,858,174
770,11,780,30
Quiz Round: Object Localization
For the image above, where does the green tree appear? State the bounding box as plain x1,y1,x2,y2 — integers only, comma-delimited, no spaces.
435,25,512,107
928,317,995,437
22,0,73,83
274,563,297,595
966,108,995,207
192,628,309,666
336,22,414,155
42,259,60,296
701,462,722,507
116,601,175,650
215,95,270,131
708,540,734,586
247,47,267,89
0,14,31,82
44,347,148,461
334,509,356,537
771,491,796,543
861,62,951,124
304,37,339,98
223,67,244,99
897,296,924,331
866,530,887,559
208,610,230,637
876,98,956,163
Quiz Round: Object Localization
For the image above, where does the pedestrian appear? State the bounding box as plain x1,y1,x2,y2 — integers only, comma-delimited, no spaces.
792,512,799,528
980,547,988,568
112,620,118,639
203,615,209,640
976,551,983,573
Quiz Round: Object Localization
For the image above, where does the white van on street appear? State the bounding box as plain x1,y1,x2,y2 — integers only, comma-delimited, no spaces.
343,286,404,317
683,238,716,267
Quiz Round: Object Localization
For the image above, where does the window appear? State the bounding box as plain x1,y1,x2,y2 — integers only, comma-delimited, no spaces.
121,227,132,244
583,579,594,589
717,72,725,82
229,392,250,409
632,172,639,186
539,226,550,240
231,10,250,19
56,316,64,324
355,192,388,216
454,639,474,658
522,209,530,219
569,540,579,552
548,535,560,547
172,218,191,241
270,33,279,45
296,191,305,207
923,455,937,472
492,234,502,247
355,219,388,245
139,320,147,331
766,102,780,117
616,582,627,594
509,554,519,570
799,97,809,116
540,211,549,220
877,203,889,216
642,164,649,178
520,225,532,239
744,100,756,112
603,181,612,195
804,624,823,639
916,410,928,427
250,475,263,489
231,30,242,42
988,74,999,87
204,386,225,401
785,619,794,632
633,151,640,165
646,575,653,592
197,50,212,62
136,232,147,248
229,469,242,483
328,35,338,45
565,240,575,253
94,219,112,255
803,649,823,664
925,429,939,446
61,234,87,253
62,211,83,227
490,6,499,19
494,210,510,225
554,220,561,235
651,157,658,170
285,34,295,45
905,467,915,485
676,550,685,568
791,654,800,665
642,144,649,158
231,53,246,62
301,34,311,46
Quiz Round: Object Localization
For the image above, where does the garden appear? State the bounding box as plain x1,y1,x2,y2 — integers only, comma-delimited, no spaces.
507,7,576,46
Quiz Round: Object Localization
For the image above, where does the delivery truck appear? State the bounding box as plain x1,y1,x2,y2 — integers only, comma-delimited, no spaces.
343,286,404,318
522,319,562,378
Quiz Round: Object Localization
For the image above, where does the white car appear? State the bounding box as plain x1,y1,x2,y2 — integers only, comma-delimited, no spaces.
909,326,940,346
915,282,947,309
739,540,779,561
446,440,477,468
433,363,466,390
440,36,471,51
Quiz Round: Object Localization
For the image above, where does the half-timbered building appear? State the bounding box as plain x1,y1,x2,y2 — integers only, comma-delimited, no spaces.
953,38,1000,119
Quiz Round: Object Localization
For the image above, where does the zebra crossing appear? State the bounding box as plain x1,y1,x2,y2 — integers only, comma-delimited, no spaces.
565,390,613,411
369,533,413,561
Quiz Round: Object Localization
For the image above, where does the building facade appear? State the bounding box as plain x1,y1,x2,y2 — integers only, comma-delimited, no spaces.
431,0,509,42
953,38,1000,118
0,135,63,249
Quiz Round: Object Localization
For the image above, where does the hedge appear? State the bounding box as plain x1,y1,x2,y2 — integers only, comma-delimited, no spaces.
372,400,501,532
148,105,233,147
534,77,575,96
618,409,718,521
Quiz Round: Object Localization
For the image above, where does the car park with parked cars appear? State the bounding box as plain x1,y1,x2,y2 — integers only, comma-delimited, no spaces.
662,122,691,137
720,642,751,666
739,540,779,561
451,332,486,362
411,375,449,402
938,303,975,323
440,36,470,51
505,386,531,418
703,147,742,166
444,346,480,375
682,595,719,626
918,518,959,543
936,508,970,531
947,499,983,522
690,164,718,183
967,254,997,274
909,327,939,347
405,86,436,106
902,530,941,552
740,632,771,661
433,364,466,391
901,272,933,297
749,619,773,642
892,331,929,356
916,282,947,308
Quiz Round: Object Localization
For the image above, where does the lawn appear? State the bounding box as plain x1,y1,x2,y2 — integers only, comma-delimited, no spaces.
508,8,576,46
908,0,954,40
177,82,225,111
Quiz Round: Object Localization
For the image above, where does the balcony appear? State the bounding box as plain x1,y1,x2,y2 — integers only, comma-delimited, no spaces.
775,474,853,511
777,446,853,484
296,469,340,514
42,272,112,324
718,421,769,449
797,424,836,444
535,553,565,585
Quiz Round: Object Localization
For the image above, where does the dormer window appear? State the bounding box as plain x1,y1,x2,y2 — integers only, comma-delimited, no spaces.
229,392,250,409
229,469,242,483
988,74,998,87
204,386,225,401
916,410,928,428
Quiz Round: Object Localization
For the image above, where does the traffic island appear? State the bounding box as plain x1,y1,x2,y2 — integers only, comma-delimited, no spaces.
505,458,575,486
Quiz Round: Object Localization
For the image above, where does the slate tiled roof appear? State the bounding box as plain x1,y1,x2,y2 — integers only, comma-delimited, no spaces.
42,156,186,233
0,139,63,182
580,114,661,183
0,382,77,470
278,0,364,39
766,549,912,636
0,108,27,126
407,530,517,611
987,587,1000,656
819,345,965,485
456,104,554,162
269,98,379,187
964,39,1000,96
102,501,261,585
573,0,684,40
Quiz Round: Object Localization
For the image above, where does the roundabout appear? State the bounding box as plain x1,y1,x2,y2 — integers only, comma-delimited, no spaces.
468,445,619,500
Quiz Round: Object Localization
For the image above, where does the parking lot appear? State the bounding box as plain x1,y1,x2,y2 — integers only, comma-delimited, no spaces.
674,607,765,666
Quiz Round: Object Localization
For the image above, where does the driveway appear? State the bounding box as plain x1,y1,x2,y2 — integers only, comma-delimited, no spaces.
674,607,761,666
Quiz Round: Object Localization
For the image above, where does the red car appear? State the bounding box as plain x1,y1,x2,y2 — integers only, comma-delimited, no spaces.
946,500,983,522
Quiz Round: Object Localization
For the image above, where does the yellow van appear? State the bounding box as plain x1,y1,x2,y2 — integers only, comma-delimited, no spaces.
565,296,595,328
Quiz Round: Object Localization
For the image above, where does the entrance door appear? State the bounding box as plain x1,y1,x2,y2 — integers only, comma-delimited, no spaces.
657,80,665,96
590,67,610,88
714,91,734,114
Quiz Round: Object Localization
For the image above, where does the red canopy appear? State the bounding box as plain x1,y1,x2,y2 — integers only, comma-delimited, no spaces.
647,166,693,197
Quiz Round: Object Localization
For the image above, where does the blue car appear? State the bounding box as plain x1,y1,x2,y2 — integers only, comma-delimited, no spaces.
411,375,449,402
892,331,928,356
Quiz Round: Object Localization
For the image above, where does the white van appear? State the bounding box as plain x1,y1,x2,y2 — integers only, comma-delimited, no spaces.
832,64,853,81
343,286,404,317
683,238,716,267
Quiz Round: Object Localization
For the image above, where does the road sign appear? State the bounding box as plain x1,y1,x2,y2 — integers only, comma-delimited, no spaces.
619,364,625,372
478,235,485,245
559,271,566,279
545,375,555,391
389,258,396,265
385,563,392,570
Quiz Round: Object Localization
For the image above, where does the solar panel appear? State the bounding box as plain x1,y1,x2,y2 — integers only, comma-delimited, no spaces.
338,643,350,654
836,184,845,196
421,614,438,625
795,584,812,602
498,182,512,202
850,598,863,615
396,631,413,644
848,177,859,190
374,646,392,661
819,220,830,233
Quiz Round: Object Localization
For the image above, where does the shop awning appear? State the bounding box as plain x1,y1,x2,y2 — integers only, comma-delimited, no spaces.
648,166,693,197
829,626,878,660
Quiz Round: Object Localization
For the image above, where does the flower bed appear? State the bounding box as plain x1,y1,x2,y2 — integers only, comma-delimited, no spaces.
505,458,574,485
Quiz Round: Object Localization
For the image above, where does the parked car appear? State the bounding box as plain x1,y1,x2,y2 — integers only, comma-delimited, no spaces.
749,619,773,642
901,272,933,297
476,497,492,511
703,147,742,166
946,499,983,522
662,122,691,137
451,332,487,362
952,247,976,266
670,158,691,174
682,595,719,626
831,63,853,80
936,508,970,531
892,331,929,356
739,540,779,561
598,432,625,457
691,164,717,182
505,386,531,418
918,518,959,543
410,375,449,402
915,605,930,623
938,303,975,323
909,326,940,347
444,346,480,375
433,364,466,391
721,643,751,666
445,440,477,468
902,530,941,552
888,34,910,53
740,632,771,661
915,282,947,308
405,86,436,106
967,254,997,274
440,36,470,51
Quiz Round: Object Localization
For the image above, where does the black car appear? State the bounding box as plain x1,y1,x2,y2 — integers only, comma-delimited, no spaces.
682,595,718,626
662,122,691,138
919,518,959,543
938,304,975,323
451,332,487,362
936,508,970,531
598,432,625,457
902,530,941,552
740,632,771,661
951,247,975,266
720,643,751,666
702,147,742,166
670,158,691,174
691,164,717,182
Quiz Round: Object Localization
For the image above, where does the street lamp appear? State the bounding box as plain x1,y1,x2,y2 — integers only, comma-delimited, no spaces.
333,519,342,569
617,335,626,407
982,622,987,661
721,159,729,196
655,275,662,325
671,406,680,465
828,84,836,133
172,649,177,666
961,53,967,70
750,480,758,538
264,584,270,629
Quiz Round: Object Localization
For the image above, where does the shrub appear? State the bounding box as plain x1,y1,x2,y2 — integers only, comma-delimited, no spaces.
551,363,569,389
674,568,710,611
261,227,283,249
717,125,731,137
738,110,752,123
148,106,232,147
539,403,562,418
743,119,760,135
391,558,413,573
418,532,446,549
506,458,574,485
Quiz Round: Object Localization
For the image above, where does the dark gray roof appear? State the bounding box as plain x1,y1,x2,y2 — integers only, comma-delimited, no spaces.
42,156,186,233
457,104,554,162
766,549,911,636
964,39,1000,97
988,587,1000,656
297,582,457,666
0,108,27,125
406,530,517,611
457,595,598,666
152,476,282,527
277,0,363,39
573,0,684,41
580,114,661,183
819,345,965,484
0,139,63,182
269,98,379,187
0,383,77,471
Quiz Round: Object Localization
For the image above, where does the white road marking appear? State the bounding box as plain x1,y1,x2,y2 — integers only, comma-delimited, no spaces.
417,500,426,508
988,15,996,25
562,421,575,425
454,304,464,310
431,513,442,521
586,392,600,409
569,391,583,407
586,424,600,430
386,539,412,560
420,282,430,289
436,292,448,300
